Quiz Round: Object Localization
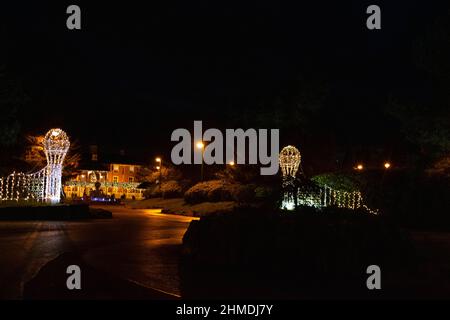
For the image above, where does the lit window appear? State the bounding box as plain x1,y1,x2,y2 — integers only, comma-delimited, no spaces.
113,165,119,172
113,176,118,183
129,166,134,172
129,177,134,183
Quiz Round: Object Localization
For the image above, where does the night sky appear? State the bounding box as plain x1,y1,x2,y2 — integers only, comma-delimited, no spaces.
1,1,447,160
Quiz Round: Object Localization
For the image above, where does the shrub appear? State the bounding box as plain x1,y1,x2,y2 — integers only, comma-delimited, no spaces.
254,185,270,199
185,180,240,204
312,172,361,192
161,180,184,198
233,184,256,204
144,180,187,199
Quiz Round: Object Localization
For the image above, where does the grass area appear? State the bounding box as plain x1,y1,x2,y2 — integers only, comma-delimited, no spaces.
127,198,236,216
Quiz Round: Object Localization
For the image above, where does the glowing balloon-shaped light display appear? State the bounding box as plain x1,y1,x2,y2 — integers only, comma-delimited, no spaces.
279,145,301,178
43,129,70,203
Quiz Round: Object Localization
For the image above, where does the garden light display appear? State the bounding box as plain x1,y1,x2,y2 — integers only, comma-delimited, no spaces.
0,129,70,204
279,145,378,214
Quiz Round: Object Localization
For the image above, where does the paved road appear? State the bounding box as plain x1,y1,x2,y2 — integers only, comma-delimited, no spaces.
0,206,197,299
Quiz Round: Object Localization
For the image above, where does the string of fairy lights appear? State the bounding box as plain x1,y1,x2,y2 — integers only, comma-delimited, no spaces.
0,169,46,202
0,129,69,204
65,181,142,189
286,185,378,214
279,145,379,215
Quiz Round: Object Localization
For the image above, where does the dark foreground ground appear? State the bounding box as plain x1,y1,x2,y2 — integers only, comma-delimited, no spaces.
0,206,450,299
0,206,196,299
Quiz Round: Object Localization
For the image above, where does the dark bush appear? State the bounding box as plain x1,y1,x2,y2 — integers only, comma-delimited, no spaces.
233,184,256,204
181,207,413,297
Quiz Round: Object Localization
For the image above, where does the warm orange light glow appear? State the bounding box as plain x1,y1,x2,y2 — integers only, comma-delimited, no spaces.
155,157,161,163
356,164,364,170
229,161,235,166
196,142,204,149
384,162,391,169
156,166,160,170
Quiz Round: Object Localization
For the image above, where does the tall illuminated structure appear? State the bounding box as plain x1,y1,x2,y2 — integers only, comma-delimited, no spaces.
43,129,70,203
279,145,301,210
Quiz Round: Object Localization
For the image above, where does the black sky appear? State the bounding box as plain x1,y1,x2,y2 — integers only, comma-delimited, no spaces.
1,1,447,158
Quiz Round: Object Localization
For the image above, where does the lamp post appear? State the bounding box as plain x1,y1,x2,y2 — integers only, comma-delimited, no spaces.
196,142,205,181
155,157,162,192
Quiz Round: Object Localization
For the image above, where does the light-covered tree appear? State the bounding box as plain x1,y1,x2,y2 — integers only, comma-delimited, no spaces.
23,134,81,180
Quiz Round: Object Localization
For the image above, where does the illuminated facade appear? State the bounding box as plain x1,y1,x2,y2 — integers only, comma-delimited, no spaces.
64,154,144,200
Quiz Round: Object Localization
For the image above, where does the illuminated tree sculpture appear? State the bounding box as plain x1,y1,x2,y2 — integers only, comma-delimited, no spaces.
43,129,70,203
279,145,301,179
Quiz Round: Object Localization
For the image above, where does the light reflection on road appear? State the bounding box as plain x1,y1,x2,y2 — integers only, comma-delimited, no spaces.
0,206,197,299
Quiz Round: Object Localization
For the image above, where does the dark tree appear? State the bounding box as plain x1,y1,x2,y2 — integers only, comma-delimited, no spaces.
0,65,25,147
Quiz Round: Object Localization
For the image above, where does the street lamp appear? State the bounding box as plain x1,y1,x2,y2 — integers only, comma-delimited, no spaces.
155,157,162,192
229,161,235,166
356,164,364,171
384,162,391,169
196,141,205,181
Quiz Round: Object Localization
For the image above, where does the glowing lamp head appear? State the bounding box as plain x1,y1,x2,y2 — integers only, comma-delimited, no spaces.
155,157,161,163
156,166,161,170
229,161,235,166
196,142,204,149
356,164,364,171
384,162,391,169
43,128,70,154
